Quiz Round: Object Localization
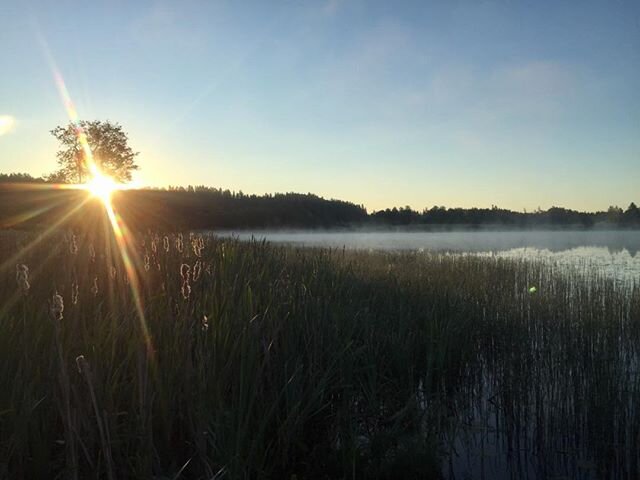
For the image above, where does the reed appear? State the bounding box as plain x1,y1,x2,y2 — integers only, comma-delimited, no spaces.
0,231,637,478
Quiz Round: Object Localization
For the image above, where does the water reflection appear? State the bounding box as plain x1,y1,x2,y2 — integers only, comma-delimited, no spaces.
476,246,640,283
218,230,640,256
220,229,640,478
218,230,640,280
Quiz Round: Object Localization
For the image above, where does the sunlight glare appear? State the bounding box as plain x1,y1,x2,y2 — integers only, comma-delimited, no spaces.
37,41,157,363
86,173,118,204
0,115,16,136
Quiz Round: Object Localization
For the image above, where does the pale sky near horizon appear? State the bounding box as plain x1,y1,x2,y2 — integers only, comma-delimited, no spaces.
0,0,638,212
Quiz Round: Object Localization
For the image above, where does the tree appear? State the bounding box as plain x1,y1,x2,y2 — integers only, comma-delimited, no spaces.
0,172,46,183
624,202,640,224
606,205,624,224
49,120,139,183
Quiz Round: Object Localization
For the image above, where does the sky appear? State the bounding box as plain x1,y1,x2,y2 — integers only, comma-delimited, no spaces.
0,0,638,212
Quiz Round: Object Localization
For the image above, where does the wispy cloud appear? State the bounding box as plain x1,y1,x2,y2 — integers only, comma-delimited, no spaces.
487,60,579,115
308,20,416,101
402,60,581,123
322,0,344,17
495,61,575,95
129,3,205,49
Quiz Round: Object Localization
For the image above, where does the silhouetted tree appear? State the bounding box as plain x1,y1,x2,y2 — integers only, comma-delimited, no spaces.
45,170,69,184
624,202,640,225
0,172,46,183
49,120,139,183
1,173,638,230
606,205,624,224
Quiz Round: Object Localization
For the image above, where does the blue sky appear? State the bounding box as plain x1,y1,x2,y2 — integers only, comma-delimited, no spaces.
1,0,638,211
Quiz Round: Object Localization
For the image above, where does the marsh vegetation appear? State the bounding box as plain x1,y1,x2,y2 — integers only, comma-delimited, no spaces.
0,231,638,478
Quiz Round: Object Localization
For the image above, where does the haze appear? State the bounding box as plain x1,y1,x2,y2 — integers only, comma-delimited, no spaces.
1,0,639,211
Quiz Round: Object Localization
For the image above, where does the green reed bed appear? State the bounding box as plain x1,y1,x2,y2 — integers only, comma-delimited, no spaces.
0,232,637,479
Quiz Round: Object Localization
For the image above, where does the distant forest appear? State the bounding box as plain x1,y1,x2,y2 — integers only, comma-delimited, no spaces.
1,172,639,230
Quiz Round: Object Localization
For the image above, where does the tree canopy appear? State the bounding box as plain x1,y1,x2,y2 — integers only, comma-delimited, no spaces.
49,120,139,183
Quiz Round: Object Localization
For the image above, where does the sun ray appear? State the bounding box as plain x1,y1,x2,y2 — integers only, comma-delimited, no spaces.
36,37,156,361
1,204,62,229
0,196,93,319
84,173,118,204
0,195,92,276
102,200,154,357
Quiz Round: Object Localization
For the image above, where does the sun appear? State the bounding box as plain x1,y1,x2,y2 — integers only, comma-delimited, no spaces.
85,173,118,204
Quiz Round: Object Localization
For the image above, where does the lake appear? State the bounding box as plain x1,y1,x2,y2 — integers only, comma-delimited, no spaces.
218,229,640,478
217,230,640,282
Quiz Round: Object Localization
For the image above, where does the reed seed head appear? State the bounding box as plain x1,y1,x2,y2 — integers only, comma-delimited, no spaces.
75,355,88,374
181,264,191,299
181,282,191,300
71,281,79,305
50,293,64,321
15,264,30,293
193,261,202,282
69,234,78,255
180,263,190,280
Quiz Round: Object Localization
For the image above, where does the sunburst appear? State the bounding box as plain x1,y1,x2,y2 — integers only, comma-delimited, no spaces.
36,44,155,359
84,173,119,205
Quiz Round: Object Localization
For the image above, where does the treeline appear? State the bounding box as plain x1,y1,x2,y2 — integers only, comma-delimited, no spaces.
0,180,367,231
118,188,368,230
0,173,47,183
1,173,639,230
371,204,640,228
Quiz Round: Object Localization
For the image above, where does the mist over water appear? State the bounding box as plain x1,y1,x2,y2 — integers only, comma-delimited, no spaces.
218,229,640,478
217,229,640,253
217,230,640,281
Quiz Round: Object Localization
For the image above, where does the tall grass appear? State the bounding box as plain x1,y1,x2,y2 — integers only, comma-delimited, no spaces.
0,231,637,478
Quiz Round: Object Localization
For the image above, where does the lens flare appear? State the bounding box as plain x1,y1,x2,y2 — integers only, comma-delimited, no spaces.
0,115,16,136
38,40,156,361
85,173,118,205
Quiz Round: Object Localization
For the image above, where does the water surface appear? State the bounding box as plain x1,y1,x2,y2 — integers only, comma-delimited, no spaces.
217,229,640,478
219,229,640,255
218,230,640,281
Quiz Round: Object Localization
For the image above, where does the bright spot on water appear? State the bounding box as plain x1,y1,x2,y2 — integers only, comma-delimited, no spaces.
0,115,16,136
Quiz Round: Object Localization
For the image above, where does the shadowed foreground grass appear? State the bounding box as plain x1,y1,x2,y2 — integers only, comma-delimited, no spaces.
0,231,638,479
